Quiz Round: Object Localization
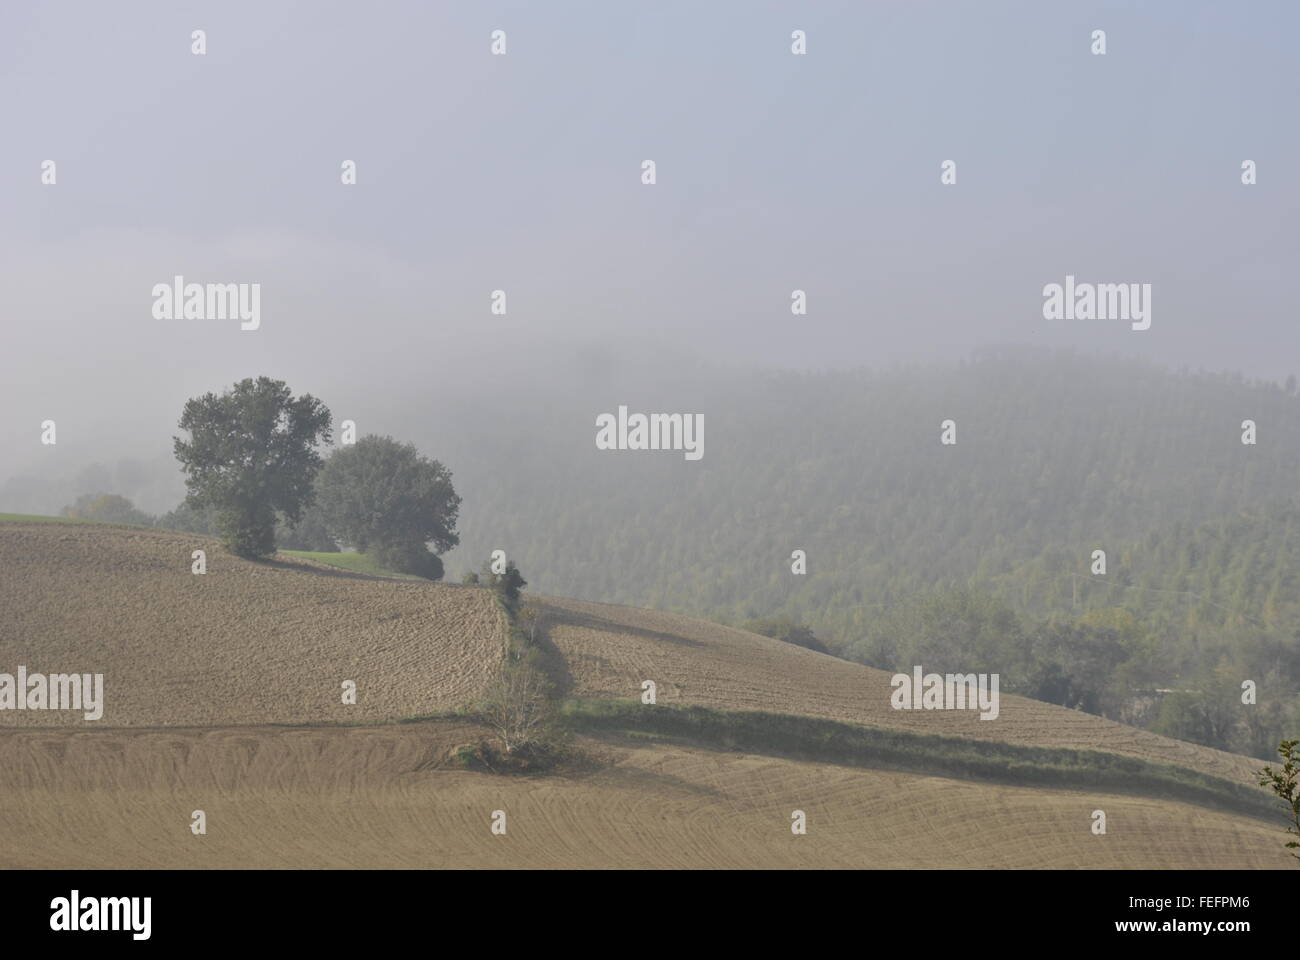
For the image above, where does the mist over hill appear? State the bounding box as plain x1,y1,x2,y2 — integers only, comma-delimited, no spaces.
419,346,1300,623
407,346,1300,756
6,345,1299,754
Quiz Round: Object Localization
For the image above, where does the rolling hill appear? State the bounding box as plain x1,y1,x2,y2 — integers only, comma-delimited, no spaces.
0,723,1285,869
535,596,1262,785
0,519,1290,868
0,520,506,726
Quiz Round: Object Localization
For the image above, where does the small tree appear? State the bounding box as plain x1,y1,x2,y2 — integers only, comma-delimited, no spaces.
482,560,527,619
518,603,543,647
741,616,830,654
480,663,554,755
173,377,332,557
1257,738,1300,860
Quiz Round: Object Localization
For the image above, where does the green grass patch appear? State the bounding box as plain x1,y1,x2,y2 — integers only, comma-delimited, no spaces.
278,549,423,580
0,512,89,524
560,699,1278,821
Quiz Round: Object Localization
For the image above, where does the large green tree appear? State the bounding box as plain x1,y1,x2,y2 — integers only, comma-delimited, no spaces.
173,377,332,557
314,434,460,579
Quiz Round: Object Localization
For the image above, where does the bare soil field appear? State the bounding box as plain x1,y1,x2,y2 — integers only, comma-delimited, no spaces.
0,520,1256,788
536,596,1263,786
0,521,1283,869
0,521,506,726
0,723,1286,869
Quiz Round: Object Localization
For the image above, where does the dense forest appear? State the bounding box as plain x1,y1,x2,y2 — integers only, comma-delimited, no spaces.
418,347,1300,757
431,349,1297,624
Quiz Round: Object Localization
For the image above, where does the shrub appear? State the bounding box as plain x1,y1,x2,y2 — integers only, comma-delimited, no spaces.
480,662,555,756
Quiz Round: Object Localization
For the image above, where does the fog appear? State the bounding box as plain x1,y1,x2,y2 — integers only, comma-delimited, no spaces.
3,0,1297,513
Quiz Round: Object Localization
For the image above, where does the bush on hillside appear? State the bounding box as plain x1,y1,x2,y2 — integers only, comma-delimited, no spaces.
741,616,830,655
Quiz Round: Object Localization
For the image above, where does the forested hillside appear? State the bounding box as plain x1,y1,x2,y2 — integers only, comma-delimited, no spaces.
419,348,1300,755
437,349,1298,626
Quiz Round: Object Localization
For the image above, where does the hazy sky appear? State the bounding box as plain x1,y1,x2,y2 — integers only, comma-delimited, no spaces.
3,0,1298,501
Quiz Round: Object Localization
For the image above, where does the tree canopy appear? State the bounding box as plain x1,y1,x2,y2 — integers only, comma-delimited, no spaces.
173,377,332,557
313,434,460,579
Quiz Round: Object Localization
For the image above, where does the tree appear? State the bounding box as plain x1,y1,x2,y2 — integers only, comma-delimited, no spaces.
173,377,332,558
1256,739,1300,861
1151,665,1242,751
519,603,539,641
1025,620,1130,714
275,504,337,551
480,662,554,755
1240,668,1296,760
156,499,220,536
741,616,831,654
373,539,445,581
313,435,460,579
61,493,154,526
856,589,1029,680
481,560,527,618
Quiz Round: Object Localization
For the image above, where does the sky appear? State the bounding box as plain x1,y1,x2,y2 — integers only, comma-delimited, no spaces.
2,0,1298,508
